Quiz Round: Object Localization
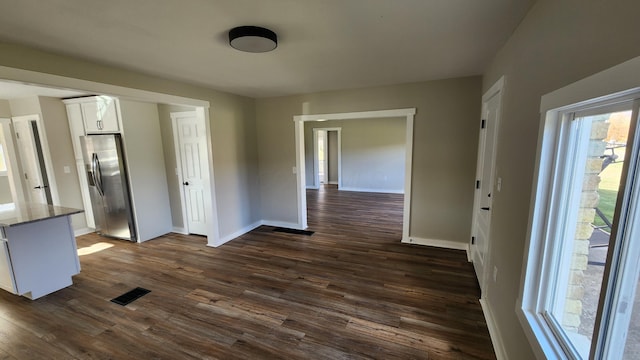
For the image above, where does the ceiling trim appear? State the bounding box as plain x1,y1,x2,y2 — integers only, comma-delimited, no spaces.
0,65,210,108
293,108,416,122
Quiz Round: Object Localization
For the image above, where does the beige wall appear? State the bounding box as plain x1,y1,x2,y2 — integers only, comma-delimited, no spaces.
0,41,260,241
0,100,10,117
257,77,481,241
0,176,10,204
481,0,640,358
38,97,86,229
119,99,172,241
304,118,406,193
327,130,338,184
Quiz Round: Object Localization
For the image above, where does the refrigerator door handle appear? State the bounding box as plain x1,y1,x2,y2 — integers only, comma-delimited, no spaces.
92,153,104,197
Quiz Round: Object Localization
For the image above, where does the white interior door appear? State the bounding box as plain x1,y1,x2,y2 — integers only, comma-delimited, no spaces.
173,111,208,236
470,78,503,294
12,118,49,205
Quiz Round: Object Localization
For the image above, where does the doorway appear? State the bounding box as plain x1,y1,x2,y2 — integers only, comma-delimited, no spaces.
470,77,504,294
171,110,210,236
294,108,415,241
11,114,57,205
312,127,341,189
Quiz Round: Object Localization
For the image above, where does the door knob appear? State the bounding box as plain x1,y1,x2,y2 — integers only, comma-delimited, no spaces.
183,181,189,186
481,207,490,211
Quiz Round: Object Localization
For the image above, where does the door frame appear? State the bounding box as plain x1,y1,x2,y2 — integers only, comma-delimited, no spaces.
312,127,342,189
11,114,60,206
0,118,26,204
470,76,504,294
294,108,415,241
171,109,211,236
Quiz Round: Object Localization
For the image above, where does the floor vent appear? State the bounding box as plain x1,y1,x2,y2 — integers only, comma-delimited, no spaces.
273,227,314,236
111,287,151,306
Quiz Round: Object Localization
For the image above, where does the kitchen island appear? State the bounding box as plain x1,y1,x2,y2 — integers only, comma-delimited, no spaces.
0,203,83,299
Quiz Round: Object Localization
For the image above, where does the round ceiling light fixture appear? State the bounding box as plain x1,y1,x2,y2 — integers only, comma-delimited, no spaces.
228,26,278,53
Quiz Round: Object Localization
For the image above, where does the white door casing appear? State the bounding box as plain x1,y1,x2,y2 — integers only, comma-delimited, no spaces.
294,108,415,239
172,111,209,236
470,77,504,295
12,116,49,204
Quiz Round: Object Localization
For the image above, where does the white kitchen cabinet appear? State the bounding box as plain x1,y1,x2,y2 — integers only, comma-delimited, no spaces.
0,204,83,299
80,96,120,133
64,96,120,134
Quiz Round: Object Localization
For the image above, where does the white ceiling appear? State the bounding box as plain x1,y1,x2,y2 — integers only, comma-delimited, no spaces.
0,0,535,99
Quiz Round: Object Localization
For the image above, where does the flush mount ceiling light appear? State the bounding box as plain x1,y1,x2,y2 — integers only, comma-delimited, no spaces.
228,26,278,53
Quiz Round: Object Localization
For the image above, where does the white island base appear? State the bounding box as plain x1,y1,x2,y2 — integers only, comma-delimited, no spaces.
0,204,82,300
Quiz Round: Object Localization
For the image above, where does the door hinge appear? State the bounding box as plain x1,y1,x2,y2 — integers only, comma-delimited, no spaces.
476,180,480,189
481,119,486,129
471,236,476,245
15,131,19,139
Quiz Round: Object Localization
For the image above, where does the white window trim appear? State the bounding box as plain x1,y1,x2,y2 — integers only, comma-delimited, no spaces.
519,55,640,360
0,135,7,176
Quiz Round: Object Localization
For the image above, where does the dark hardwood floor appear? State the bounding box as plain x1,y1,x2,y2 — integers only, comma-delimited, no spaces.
0,186,494,359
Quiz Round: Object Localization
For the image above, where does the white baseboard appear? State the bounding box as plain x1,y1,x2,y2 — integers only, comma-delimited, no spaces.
339,187,404,194
306,185,319,190
214,221,263,247
480,298,507,360
328,181,338,185
261,220,304,230
74,227,94,237
171,226,188,235
402,236,469,254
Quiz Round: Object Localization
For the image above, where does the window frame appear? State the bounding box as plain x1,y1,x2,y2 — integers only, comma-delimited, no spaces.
518,55,640,360
0,143,7,176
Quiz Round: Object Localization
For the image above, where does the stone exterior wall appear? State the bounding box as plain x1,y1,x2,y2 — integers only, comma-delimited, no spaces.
562,115,610,332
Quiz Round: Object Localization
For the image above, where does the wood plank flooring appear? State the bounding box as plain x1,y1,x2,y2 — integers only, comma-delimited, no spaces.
0,186,494,359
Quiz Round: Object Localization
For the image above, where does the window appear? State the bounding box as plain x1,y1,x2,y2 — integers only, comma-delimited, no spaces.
0,143,7,175
521,80,640,358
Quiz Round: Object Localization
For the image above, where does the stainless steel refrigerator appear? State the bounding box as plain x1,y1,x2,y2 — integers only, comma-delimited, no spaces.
80,134,136,241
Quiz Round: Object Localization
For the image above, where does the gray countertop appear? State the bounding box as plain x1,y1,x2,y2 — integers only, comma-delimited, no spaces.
0,203,84,227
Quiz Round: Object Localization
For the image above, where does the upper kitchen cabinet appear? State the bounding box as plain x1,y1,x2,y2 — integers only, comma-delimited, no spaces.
65,96,120,134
